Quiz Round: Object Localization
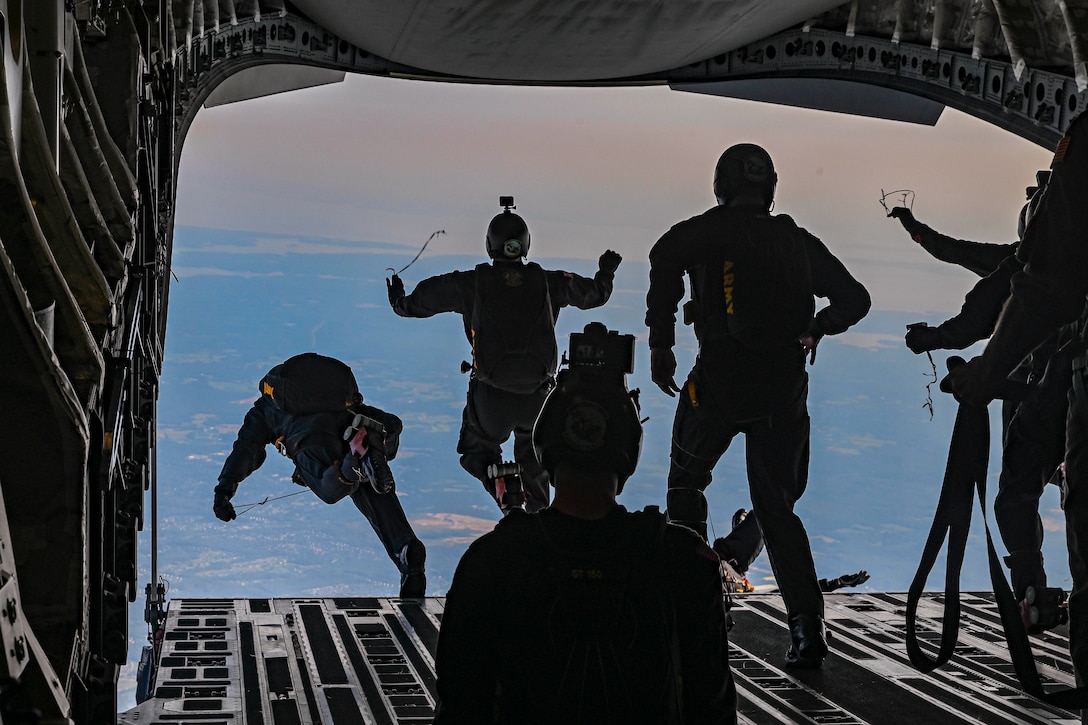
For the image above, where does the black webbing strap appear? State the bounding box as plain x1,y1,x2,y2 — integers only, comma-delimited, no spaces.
906,398,1088,708
905,402,986,672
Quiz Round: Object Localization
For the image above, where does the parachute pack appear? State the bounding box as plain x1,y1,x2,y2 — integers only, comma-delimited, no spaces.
499,508,683,723
692,214,815,350
259,353,359,416
469,262,558,393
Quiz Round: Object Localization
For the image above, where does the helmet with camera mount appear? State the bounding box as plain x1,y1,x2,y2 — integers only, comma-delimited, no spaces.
486,204,530,261
532,324,642,491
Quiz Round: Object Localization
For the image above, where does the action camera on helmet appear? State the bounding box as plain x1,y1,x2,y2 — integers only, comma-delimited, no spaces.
486,195,530,260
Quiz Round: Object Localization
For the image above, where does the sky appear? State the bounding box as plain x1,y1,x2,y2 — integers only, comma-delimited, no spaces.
176,72,1052,318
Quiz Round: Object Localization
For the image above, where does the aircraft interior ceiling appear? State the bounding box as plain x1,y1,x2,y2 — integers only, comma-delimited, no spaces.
175,0,1087,84
0,0,1083,721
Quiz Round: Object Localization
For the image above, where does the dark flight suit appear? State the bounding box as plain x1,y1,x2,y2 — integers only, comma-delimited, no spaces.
942,111,1088,696
391,260,614,512
434,506,736,724
646,203,870,623
898,219,1071,597
215,395,423,581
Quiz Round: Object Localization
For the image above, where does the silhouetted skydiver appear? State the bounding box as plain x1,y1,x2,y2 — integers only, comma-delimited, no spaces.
890,180,1073,622
388,197,620,514
646,143,871,668
212,353,426,598
941,111,1088,696
434,323,736,724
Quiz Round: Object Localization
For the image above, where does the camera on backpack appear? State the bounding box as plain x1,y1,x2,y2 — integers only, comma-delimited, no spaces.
566,322,636,377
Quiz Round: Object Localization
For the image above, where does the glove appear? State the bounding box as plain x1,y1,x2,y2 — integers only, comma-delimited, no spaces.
650,348,681,397
386,274,405,307
800,332,822,365
889,207,923,236
598,249,622,275
904,323,943,354
939,355,997,407
819,570,870,592
837,570,870,588
213,492,237,522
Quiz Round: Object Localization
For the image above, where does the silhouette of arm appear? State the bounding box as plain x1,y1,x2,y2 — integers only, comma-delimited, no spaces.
391,270,473,318
217,397,279,491
941,114,1088,405
929,255,1020,349
911,224,1016,278
645,226,691,350
547,266,615,310
806,234,871,338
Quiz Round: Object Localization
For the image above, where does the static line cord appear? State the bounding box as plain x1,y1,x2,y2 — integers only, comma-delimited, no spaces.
879,188,916,215
389,229,446,276
923,351,937,420
233,490,307,517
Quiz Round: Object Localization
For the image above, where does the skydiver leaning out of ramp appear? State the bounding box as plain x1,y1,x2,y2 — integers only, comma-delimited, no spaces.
942,111,1088,711
211,353,427,598
645,144,871,668
387,196,620,514
433,323,736,724
889,181,1075,629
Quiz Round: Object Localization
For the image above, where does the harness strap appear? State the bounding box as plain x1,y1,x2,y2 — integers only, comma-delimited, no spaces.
906,394,1088,708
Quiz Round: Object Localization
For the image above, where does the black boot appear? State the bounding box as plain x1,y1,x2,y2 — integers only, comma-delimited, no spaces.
398,540,427,598
368,449,396,494
785,613,828,668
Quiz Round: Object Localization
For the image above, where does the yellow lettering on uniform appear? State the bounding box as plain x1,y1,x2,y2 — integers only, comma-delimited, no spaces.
723,261,735,315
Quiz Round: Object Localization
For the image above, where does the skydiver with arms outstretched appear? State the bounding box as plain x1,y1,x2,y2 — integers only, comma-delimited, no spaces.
388,197,620,514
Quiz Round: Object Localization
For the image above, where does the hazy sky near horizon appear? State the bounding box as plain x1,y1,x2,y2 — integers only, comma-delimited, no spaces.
176,72,1052,317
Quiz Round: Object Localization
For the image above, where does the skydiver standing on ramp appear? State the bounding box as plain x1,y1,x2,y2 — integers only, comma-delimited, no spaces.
942,112,1088,711
888,180,1074,629
388,197,621,513
645,144,871,668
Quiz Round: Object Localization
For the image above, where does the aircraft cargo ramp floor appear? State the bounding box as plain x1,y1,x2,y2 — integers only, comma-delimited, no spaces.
119,592,1081,724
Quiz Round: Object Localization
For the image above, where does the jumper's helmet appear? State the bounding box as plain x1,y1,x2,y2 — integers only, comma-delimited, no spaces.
532,324,642,492
486,198,530,260
713,143,778,208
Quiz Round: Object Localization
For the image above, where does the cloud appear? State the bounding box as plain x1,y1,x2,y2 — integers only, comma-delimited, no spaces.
173,266,285,278
158,427,192,443
402,413,458,433
413,512,497,538
835,331,905,350
1041,515,1065,533
197,236,413,256
192,555,298,577
827,433,892,456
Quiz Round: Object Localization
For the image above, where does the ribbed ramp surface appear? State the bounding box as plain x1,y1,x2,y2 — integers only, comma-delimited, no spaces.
119,593,1079,724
